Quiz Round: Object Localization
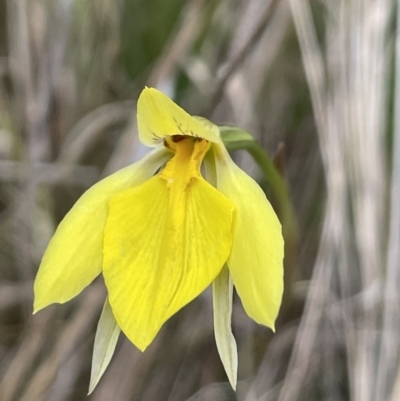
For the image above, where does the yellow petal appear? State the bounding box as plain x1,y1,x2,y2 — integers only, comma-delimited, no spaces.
213,142,284,329
137,87,220,146
103,174,234,351
88,298,120,395
34,148,171,313
212,266,238,390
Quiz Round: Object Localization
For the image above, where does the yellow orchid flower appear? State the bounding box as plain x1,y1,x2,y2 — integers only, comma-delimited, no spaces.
33,87,284,391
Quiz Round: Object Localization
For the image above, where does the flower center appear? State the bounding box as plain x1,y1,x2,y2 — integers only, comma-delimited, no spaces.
160,137,210,187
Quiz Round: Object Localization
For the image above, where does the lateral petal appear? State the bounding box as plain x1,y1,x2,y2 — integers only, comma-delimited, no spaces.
212,266,238,389
103,175,234,351
137,87,220,146
213,143,284,329
88,298,120,395
34,148,171,313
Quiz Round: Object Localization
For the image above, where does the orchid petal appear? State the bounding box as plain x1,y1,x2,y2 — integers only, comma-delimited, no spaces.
88,298,120,395
213,266,238,389
103,174,234,351
34,148,171,313
137,87,220,146
213,142,284,329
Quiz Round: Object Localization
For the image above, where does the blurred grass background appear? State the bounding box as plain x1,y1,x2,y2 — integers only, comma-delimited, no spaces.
0,0,399,400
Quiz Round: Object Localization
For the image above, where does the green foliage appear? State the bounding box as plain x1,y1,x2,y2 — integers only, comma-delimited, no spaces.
121,0,187,80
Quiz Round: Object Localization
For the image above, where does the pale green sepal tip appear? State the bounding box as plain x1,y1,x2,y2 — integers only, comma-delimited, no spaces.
88,298,121,395
206,147,238,390
219,126,255,145
213,266,238,390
